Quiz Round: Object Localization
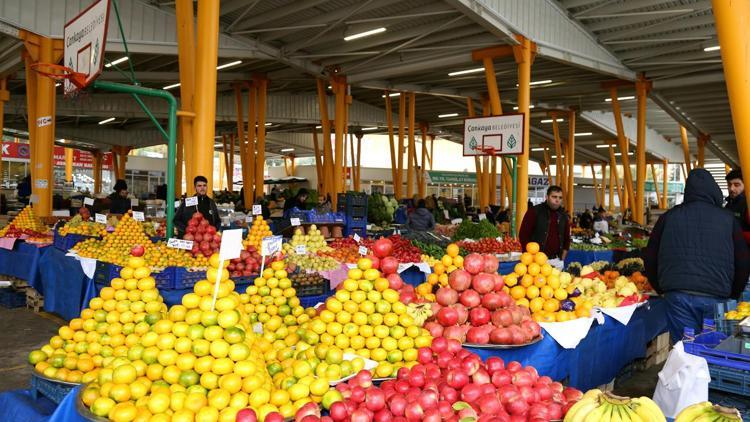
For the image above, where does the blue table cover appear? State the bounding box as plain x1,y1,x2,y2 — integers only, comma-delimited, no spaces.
400,266,426,287
564,249,614,267
36,247,95,321
466,298,668,391
0,242,47,287
0,388,59,421
498,260,519,275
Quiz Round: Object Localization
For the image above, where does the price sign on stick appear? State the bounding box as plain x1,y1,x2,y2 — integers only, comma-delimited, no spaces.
252,205,262,215
211,229,244,311
132,211,145,222
443,210,450,219
167,238,193,250
295,245,307,255
290,218,301,226
130,198,139,207
84,197,94,206
261,235,283,256
95,213,107,224
358,245,368,256
185,196,198,207
174,200,181,209
245,215,253,223
478,213,487,221
353,233,361,243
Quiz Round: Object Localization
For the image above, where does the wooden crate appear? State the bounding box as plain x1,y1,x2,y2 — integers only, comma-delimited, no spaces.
26,288,44,312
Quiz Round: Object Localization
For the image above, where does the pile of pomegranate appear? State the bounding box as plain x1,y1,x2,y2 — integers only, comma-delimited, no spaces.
227,246,263,278
425,253,542,346
316,339,582,421
182,212,221,258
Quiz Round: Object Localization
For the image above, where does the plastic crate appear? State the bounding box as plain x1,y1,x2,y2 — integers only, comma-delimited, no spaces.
233,275,257,287
94,261,171,289
0,288,26,308
293,279,330,297
706,365,750,396
684,332,750,372
30,373,77,404
344,226,366,238
346,205,367,218
172,268,207,289
53,231,99,251
713,291,750,336
346,193,367,207
347,215,367,226
299,292,334,308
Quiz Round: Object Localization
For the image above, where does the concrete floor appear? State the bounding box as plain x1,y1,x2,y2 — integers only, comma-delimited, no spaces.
0,306,63,393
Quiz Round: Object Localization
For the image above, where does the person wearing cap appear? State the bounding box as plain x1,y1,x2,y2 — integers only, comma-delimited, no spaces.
174,175,220,236
645,168,750,342
108,179,131,214
725,168,750,244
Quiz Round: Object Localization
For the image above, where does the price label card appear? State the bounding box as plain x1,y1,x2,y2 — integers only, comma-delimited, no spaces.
261,235,283,256
130,198,139,207
290,218,301,226
95,213,107,224
443,210,450,219
156,211,165,218
219,229,244,260
358,245,368,256
478,213,487,221
84,197,94,206
245,215,253,223
167,238,194,250
353,233,361,243
295,245,307,255
132,211,145,222
451,218,463,224
29,194,39,204
252,205,262,215
174,200,181,209
185,196,198,207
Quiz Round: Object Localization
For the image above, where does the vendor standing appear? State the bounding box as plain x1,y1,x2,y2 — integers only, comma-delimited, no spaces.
725,169,750,243
174,175,220,236
108,179,131,214
283,188,309,216
519,185,571,260
645,169,750,342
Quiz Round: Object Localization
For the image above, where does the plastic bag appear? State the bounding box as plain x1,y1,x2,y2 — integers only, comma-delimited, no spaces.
653,341,711,418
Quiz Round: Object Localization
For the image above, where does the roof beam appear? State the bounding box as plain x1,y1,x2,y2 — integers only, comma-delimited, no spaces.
599,13,715,42
585,10,700,32
231,0,330,31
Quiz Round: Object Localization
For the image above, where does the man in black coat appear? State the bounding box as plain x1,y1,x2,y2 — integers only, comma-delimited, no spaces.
645,168,750,342
173,175,221,237
725,169,750,244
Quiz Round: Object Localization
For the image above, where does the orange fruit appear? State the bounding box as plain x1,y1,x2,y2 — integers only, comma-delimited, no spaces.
534,252,548,266
526,242,540,254
540,286,555,300
446,244,459,258
521,274,534,288
525,285,540,300
510,286,526,300
527,263,540,276
529,297,545,313
514,263,527,276
543,299,560,313
520,253,534,266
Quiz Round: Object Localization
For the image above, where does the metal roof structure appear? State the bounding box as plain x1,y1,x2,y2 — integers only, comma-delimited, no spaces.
0,0,738,168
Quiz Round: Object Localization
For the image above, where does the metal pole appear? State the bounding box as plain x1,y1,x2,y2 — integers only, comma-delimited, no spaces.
651,163,660,209
510,156,518,235
316,79,332,198
679,126,692,173
247,82,257,202
635,78,650,224
663,159,669,209
407,92,416,199
385,92,397,190
397,93,406,200
566,110,576,215
610,88,636,214
255,76,268,200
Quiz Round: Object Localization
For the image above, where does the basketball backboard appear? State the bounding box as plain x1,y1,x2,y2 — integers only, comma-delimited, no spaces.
463,114,525,156
63,0,111,96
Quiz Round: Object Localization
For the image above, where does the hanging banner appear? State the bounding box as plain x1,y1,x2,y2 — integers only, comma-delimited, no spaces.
2,142,112,169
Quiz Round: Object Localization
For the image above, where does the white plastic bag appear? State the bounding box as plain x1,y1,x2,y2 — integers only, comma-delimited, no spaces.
653,341,711,418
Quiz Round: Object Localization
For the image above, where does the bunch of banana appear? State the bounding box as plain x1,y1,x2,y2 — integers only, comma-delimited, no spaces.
564,389,665,422
421,254,439,266
675,402,742,422
406,302,434,326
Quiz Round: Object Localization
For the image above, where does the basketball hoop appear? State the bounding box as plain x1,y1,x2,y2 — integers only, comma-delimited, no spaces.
30,63,88,89
477,146,498,157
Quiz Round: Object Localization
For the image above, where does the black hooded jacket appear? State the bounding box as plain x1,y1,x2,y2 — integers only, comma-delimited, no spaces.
645,169,750,299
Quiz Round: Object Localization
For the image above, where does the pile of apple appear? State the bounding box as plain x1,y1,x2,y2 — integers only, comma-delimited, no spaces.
306,338,582,422
426,253,543,346
182,212,221,258
227,245,263,278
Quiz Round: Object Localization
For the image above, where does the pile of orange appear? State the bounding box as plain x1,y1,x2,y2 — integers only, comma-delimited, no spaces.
0,205,47,236
244,216,273,251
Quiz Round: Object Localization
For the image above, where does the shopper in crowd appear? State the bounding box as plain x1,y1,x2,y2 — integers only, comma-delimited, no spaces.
725,169,750,243
518,185,571,260
315,194,332,214
408,199,436,231
593,207,609,234
579,208,594,230
173,175,220,236
108,179,131,214
254,197,271,220
645,168,750,343
283,188,309,214
17,175,31,204
394,204,408,225
482,206,496,225
496,207,510,224
155,184,167,200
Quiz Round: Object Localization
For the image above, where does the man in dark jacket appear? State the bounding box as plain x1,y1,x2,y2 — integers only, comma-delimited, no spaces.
578,208,593,230
725,169,750,244
645,168,750,342
108,179,131,214
519,185,571,259
407,199,435,231
174,175,221,236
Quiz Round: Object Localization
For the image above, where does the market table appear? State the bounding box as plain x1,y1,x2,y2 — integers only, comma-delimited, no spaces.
465,297,668,391
564,249,614,267
36,247,96,321
0,241,48,287
0,388,59,421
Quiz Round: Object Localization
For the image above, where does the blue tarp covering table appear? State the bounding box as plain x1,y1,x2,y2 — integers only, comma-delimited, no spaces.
498,260,519,275
466,297,668,392
36,247,95,321
564,249,614,267
0,388,59,421
0,241,48,287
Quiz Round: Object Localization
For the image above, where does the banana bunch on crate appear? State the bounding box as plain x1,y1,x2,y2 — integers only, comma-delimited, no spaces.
564,389,665,422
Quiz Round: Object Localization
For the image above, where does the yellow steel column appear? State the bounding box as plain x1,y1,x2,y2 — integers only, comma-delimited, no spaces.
551,114,563,187
513,35,534,231
356,133,363,191
662,160,669,208
30,36,58,216
118,147,130,183
348,133,354,190
566,110,576,214
64,148,73,183
93,151,102,194
234,84,250,202
429,134,435,170
23,53,38,181
419,123,428,198
480,96,490,209
697,134,707,168
713,0,750,212
609,144,623,212
590,163,598,206
254,76,268,200
229,133,235,192
312,128,323,193
316,79,331,197
467,97,482,207
406,92,416,199
192,0,220,193
111,153,120,180
635,78,650,224
222,134,230,190
608,163,615,211
332,76,347,205
600,163,607,207
490,158,497,205
175,0,196,193
679,126,692,173
218,146,225,190
650,163,660,210
385,92,397,191
610,89,636,214
247,82,257,202
397,93,406,200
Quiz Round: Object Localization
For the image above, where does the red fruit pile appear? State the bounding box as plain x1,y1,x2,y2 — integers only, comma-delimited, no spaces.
457,238,522,254
227,246,262,278
182,212,221,258
377,255,422,305
425,253,542,346
362,235,422,263
317,339,582,422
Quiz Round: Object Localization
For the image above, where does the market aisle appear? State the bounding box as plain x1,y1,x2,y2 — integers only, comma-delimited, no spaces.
0,307,63,392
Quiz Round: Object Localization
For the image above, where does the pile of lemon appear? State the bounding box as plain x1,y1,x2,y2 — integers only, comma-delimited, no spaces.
28,255,167,385
725,302,750,320
298,258,432,378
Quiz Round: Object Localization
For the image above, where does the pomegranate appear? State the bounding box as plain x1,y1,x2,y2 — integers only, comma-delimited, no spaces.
463,253,484,275
448,269,472,291
459,290,481,308
472,273,496,294
436,287,459,306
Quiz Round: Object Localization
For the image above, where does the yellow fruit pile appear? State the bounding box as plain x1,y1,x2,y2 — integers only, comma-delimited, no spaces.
438,244,464,275
244,216,273,251
58,214,107,237
282,225,330,255
418,244,464,298
725,302,750,320
299,259,432,378
28,255,167,385
504,242,592,323
0,205,47,235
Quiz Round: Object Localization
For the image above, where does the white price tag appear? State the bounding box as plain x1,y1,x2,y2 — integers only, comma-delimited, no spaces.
29,194,39,204
353,233,361,243
252,205,262,215
245,215,253,223
443,210,450,219
252,323,263,334
295,244,307,255
132,211,145,222
156,211,165,218
130,198,139,207
261,235,283,256
290,218,301,226
167,238,194,250
174,200,181,209
95,213,107,224
84,197,94,206
478,213,487,221
358,245,368,256
219,229,244,261
451,218,463,224
185,196,198,207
